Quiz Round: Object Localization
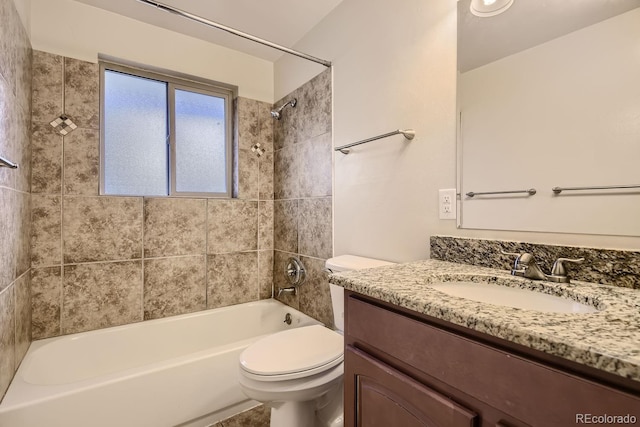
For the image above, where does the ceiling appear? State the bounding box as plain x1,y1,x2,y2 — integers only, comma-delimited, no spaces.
458,0,640,72
72,0,344,62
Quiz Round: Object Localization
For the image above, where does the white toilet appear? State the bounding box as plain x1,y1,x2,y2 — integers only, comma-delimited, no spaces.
238,255,394,427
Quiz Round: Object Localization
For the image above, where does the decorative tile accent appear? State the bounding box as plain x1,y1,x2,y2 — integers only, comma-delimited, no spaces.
63,127,99,195
251,143,265,157
207,252,259,309
0,285,16,398
49,114,77,136
220,404,270,427
31,194,61,267
31,122,63,194
258,201,274,250
274,200,298,253
64,58,99,130
32,51,63,125
430,236,640,289
143,256,206,320
299,256,334,328
63,197,143,264
14,272,31,363
298,197,332,260
207,200,258,254
62,261,143,334
31,267,62,340
144,198,206,258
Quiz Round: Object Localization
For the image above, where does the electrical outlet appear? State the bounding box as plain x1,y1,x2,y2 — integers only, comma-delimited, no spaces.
439,189,457,220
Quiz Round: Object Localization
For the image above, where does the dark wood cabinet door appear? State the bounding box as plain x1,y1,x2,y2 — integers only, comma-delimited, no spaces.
345,346,477,427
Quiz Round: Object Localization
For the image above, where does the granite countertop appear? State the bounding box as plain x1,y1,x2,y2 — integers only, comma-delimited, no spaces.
329,259,640,382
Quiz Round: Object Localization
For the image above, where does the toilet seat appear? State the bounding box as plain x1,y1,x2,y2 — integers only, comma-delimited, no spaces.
240,325,343,382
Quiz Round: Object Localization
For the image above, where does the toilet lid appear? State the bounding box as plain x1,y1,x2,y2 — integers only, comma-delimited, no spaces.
240,325,343,377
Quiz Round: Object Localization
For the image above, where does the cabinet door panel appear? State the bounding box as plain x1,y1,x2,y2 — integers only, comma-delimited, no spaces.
346,295,640,425
346,346,477,427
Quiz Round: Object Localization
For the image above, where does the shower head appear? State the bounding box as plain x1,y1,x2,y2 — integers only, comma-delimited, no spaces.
270,98,297,120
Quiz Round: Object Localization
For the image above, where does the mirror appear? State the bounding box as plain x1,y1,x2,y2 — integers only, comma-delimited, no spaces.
456,0,640,236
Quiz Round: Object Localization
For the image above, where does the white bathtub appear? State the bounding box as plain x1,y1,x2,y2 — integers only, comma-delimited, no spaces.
0,299,320,427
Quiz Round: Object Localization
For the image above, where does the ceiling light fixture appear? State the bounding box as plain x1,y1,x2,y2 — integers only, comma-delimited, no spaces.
470,0,514,17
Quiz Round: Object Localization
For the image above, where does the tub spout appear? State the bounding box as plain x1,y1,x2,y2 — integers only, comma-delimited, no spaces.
277,286,297,297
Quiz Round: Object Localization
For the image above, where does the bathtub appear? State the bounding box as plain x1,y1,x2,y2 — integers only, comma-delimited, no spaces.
0,299,321,427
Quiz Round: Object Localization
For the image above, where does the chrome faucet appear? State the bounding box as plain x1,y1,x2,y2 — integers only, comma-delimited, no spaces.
502,251,584,283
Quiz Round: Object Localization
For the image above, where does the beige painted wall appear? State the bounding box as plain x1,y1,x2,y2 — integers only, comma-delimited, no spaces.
274,0,640,262
29,0,274,103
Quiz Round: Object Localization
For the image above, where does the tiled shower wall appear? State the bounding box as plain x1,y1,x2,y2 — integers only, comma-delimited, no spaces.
30,51,275,339
272,69,334,327
0,0,32,398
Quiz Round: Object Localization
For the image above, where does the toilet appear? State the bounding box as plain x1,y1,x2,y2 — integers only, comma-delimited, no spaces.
238,255,394,427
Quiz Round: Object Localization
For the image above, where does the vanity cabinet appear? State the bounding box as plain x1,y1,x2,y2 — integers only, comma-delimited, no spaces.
344,291,640,427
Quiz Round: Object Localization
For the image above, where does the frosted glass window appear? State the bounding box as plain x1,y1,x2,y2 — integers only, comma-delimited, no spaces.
174,89,227,193
103,71,168,196
101,63,233,197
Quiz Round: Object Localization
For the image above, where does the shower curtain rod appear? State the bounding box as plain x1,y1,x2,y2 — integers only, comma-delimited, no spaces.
135,0,332,68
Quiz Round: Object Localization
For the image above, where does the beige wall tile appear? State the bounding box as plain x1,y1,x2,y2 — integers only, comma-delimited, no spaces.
258,200,274,250
14,272,31,363
62,261,142,334
207,252,258,309
298,256,334,328
258,152,274,200
64,58,99,129
236,97,259,151
0,74,16,189
15,104,31,192
31,122,62,194
274,200,298,253
257,101,275,153
298,197,332,260
258,250,274,300
0,0,17,91
63,196,143,263
15,191,31,277
299,132,332,198
0,188,17,291
63,128,99,195
237,149,259,200
207,200,258,253
143,256,206,320
144,198,206,258
0,285,16,398
31,50,63,125
31,266,61,340
273,145,299,200
31,194,61,267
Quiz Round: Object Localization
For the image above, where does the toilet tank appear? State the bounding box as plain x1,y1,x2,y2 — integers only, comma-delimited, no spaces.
325,255,395,333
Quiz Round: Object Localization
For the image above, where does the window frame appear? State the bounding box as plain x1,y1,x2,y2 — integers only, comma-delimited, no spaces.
99,61,234,198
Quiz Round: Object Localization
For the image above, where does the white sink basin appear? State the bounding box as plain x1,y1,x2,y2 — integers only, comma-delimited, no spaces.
430,281,599,314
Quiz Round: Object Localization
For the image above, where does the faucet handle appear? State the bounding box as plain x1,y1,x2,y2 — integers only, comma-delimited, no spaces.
550,257,584,277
